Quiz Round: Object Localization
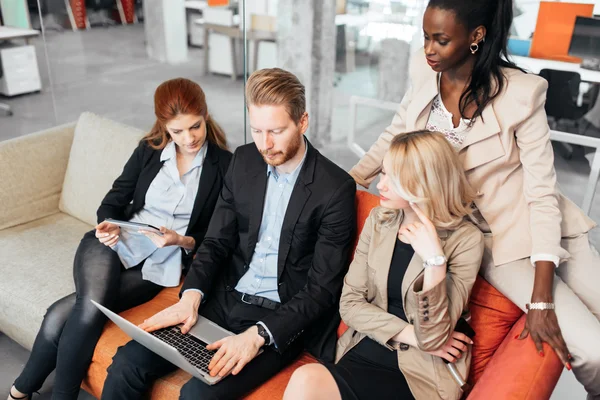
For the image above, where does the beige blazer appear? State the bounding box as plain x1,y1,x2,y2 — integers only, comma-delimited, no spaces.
337,210,484,400
349,51,596,266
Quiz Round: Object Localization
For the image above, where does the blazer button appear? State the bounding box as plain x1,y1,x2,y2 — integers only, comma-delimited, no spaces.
399,343,409,351
424,310,429,317
225,285,232,291
423,316,430,322
422,296,429,302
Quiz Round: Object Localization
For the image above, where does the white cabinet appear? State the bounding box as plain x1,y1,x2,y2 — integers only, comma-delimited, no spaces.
0,44,42,96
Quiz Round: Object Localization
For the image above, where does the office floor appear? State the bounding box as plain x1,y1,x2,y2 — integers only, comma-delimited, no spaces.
0,24,596,399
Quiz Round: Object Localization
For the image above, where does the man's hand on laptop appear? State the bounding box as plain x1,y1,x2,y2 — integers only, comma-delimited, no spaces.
138,291,202,334
206,326,264,377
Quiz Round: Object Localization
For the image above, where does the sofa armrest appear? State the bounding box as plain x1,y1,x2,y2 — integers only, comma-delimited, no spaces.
467,315,563,400
0,122,76,230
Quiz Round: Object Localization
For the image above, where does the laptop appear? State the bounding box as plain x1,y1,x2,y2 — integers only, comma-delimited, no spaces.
91,299,235,385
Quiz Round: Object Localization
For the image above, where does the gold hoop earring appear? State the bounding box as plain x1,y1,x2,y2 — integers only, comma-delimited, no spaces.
470,42,479,54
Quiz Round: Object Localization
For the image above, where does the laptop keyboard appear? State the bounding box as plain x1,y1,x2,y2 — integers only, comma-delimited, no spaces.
150,326,216,374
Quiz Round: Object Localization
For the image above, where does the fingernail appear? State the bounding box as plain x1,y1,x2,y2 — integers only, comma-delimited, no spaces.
568,354,573,360
514,334,519,340
539,351,545,357
566,362,572,371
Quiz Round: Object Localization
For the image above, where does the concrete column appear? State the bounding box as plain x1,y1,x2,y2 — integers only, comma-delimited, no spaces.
143,0,188,64
276,0,336,147
378,39,410,102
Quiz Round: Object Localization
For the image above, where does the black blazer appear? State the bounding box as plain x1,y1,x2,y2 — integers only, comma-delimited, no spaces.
182,140,356,357
96,140,232,264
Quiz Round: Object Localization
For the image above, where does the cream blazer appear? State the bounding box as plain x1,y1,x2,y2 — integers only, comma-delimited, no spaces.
349,51,596,266
337,210,484,400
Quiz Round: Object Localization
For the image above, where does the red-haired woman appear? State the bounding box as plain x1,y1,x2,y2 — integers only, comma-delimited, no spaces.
7,78,232,400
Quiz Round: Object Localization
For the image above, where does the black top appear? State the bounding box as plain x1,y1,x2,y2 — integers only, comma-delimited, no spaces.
351,238,414,369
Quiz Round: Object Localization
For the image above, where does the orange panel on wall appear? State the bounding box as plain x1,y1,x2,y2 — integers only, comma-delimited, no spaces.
208,0,230,6
529,1,594,62
69,0,87,30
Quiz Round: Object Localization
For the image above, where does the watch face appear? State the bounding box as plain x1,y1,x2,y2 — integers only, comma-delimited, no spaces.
434,256,446,265
429,256,446,266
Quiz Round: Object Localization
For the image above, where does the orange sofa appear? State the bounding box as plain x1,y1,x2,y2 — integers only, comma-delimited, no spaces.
82,191,564,399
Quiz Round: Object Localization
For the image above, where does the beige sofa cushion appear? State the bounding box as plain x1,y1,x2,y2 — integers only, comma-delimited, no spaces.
0,213,92,350
0,122,75,231
59,112,145,226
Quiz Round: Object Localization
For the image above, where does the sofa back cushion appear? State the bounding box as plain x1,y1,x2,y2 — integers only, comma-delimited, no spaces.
0,122,75,230
59,112,145,226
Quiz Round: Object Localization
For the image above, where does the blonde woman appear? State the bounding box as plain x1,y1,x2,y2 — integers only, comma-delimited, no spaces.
284,131,484,400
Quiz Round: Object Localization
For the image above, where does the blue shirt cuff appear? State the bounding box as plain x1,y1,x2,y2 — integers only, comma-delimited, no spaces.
182,288,205,303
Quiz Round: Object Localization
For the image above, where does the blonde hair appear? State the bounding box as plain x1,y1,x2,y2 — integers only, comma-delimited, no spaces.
376,130,477,230
143,78,228,151
245,68,305,124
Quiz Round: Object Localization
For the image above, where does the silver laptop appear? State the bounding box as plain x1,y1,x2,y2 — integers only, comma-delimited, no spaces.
91,299,235,385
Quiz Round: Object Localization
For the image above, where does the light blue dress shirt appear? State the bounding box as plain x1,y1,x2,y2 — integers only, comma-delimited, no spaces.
234,145,308,301
113,141,207,287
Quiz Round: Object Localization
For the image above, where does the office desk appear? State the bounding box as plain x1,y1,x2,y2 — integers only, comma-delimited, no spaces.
0,26,40,44
202,23,276,80
511,55,600,84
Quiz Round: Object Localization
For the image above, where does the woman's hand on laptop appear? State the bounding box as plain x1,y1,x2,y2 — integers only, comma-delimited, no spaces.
138,291,202,333
206,326,264,377
95,221,121,248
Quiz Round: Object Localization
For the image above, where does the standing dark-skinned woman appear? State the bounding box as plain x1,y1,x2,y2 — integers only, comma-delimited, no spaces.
349,1,599,398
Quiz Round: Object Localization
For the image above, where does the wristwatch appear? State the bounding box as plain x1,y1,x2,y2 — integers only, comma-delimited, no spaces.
423,255,447,268
256,324,271,346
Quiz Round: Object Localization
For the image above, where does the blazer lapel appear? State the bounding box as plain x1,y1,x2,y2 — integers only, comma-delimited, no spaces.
133,151,163,210
277,141,316,279
187,143,219,235
459,103,501,150
246,166,268,262
409,71,438,130
371,221,400,307
459,104,504,171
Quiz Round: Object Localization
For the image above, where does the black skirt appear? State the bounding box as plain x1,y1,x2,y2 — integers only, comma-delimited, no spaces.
323,338,414,400
325,239,416,399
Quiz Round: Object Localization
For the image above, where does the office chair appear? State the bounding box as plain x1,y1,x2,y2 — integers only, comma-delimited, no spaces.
539,69,587,158
0,68,13,117
85,0,117,27
539,68,587,129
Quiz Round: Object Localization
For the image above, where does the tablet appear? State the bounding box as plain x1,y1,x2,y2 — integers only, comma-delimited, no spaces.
103,219,164,236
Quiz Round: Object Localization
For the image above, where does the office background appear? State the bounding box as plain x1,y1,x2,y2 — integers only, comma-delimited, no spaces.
1,0,599,398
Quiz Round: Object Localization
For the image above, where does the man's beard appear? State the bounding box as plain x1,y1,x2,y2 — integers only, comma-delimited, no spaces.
260,133,302,167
